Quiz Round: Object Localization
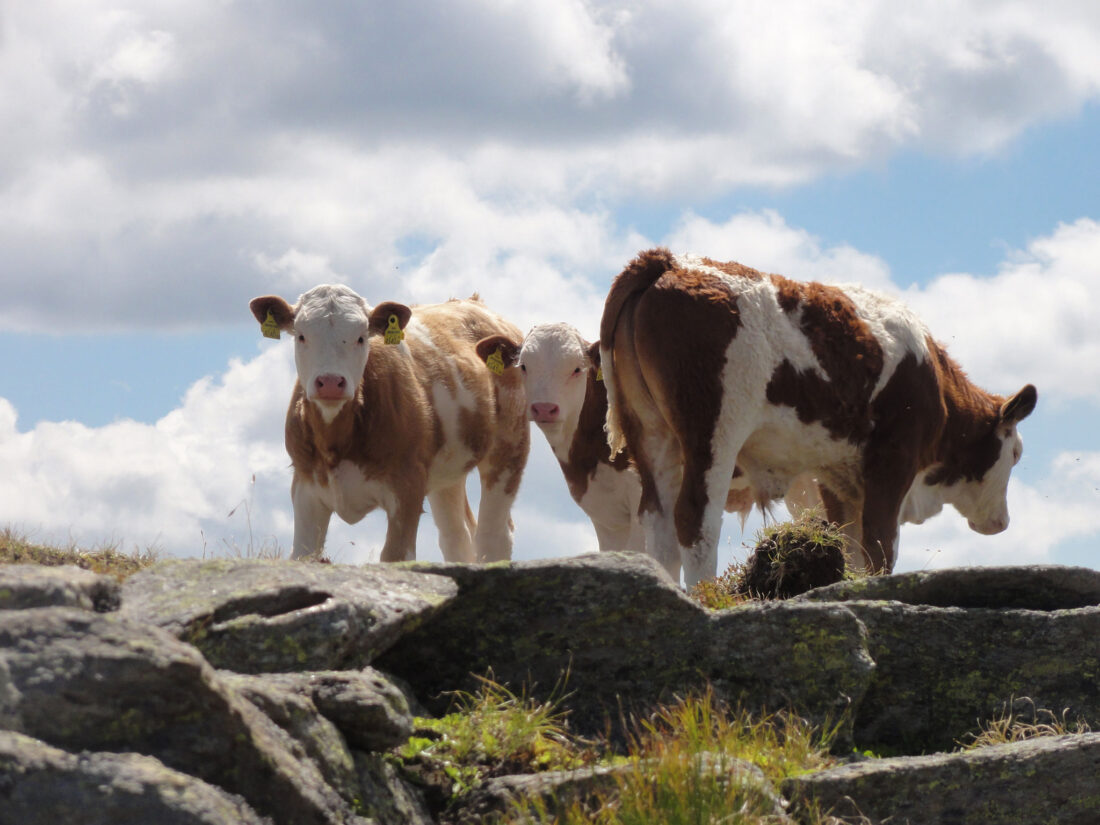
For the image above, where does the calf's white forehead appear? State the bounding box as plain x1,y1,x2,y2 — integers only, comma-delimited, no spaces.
522,323,588,365
295,284,369,325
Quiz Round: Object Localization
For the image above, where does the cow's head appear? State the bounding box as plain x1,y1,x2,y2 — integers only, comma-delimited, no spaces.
477,323,597,432
250,285,411,423
925,383,1038,535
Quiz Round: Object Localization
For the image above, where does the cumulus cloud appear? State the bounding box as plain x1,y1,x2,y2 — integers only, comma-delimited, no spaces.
905,218,1100,404
3,1,1100,331
664,210,895,291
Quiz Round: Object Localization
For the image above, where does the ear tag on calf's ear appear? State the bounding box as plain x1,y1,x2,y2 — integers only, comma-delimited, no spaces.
595,366,604,382
486,347,505,376
260,310,281,340
384,314,405,345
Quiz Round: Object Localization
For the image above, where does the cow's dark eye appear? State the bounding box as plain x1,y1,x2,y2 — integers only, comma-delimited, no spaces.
297,334,305,343
573,367,582,375
520,364,526,372
357,336,365,345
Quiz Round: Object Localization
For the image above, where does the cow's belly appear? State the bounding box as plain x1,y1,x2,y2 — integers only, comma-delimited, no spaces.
737,415,861,502
576,464,640,531
312,460,395,524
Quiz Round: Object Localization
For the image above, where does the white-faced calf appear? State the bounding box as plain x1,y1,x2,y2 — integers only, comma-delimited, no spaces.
251,285,529,563
477,323,644,554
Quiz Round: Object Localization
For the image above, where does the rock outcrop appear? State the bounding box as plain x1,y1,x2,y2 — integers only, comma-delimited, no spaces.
2,554,1099,824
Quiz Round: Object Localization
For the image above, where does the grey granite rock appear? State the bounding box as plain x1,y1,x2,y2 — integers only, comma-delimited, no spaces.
0,564,119,612
0,730,270,825
119,558,458,673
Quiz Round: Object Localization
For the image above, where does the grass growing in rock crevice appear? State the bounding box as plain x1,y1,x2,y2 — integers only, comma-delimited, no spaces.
0,526,158,580
395,678,847,825
526,689,844,825
957,697,1092,751
395,675,599,817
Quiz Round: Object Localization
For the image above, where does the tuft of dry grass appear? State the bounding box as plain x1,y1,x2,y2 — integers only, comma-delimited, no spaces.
958,697,1091,751
0,526,158,581
692,512,854,608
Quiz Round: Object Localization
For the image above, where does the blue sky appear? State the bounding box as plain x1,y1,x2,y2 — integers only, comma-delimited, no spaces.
2,1,1098,575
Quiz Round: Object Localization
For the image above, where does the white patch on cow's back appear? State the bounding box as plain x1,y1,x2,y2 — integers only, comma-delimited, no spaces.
675,254,825,381
835,283,932,401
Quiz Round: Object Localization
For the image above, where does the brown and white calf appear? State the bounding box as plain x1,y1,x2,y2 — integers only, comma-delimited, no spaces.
476,323,645,554
474,322,812,570
600,248,1037,586
250,285,529,562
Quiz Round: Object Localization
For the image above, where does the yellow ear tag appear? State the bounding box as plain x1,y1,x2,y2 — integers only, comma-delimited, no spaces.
595,366,604,382
384,314,405,345
260,310,281,340
486,347,505,376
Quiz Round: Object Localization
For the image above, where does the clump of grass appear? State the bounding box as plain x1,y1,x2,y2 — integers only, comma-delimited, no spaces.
691,561,754,610
692,512,852,608
518,689,843,825
958,697,1091,751
0,526,157,581
396,674,595,812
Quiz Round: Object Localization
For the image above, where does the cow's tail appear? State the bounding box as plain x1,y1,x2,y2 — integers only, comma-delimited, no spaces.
599,248,676,457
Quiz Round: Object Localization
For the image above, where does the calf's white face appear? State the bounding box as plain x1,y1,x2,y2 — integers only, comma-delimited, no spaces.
920,384,1036,536
942,424,1023,535
249,284,410,424
517,324,592,431
293,285,372,420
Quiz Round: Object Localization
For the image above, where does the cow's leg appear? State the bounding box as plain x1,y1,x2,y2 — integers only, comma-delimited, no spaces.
861,473,911,574
637,430,686,583
379,494,423,562
818,484,871,572
678,427,745,589
428,482,477,563
475,460,524,562
291,477,332,560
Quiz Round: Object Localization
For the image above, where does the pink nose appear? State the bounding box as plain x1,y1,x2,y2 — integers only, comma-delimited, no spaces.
314,374,348,400
530,402,560,423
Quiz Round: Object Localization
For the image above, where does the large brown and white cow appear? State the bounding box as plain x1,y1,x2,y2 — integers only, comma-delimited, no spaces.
600,248,1037,586
250,285,529,563
474,322,814,571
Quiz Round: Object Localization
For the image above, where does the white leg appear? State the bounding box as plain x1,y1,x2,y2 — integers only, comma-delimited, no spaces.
635,428,684,583
428,483,476,563
475,472,518,563
291,478,332,560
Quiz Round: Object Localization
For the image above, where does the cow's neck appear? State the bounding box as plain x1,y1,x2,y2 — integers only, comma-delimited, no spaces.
930,342,1000,463
553,371,629,498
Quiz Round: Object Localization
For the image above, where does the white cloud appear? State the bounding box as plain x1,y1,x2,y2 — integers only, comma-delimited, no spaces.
664,210,895,291
3,2,1099,331
0,346,295,556
905,218,1100,404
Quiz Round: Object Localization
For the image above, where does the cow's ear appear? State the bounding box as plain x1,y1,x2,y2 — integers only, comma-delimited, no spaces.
476,335,521,373
1000,384,1037,424
586,340,601,369
368,302,412,339
586,340,604,381
249,296,295,333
